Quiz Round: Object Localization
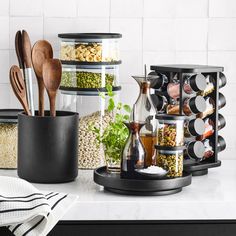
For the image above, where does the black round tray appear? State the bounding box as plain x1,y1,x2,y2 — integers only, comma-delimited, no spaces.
94,166,192,196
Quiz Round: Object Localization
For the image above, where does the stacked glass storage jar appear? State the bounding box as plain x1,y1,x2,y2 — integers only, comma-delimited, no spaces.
58,33,122,169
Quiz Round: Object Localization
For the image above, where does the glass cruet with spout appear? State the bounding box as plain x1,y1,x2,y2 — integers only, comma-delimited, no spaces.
132,69,158,167
121,105,146,179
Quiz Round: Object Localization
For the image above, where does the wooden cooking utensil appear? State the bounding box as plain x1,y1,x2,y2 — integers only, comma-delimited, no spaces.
42,59,62,117
22,30,35,116
15,31,24,70
9,65,31,116
32,40,53,116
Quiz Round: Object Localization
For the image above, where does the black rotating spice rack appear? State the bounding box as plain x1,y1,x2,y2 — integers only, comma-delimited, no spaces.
150,64,226,176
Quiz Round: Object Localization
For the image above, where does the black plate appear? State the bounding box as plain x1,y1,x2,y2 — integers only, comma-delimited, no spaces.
94,166,192,196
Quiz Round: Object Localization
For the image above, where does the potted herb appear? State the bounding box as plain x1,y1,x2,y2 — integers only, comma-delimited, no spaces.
90,85,131,172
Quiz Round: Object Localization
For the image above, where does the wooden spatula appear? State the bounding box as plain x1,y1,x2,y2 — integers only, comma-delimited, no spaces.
9,65,31,116
32,40,53,116
42,59,62,117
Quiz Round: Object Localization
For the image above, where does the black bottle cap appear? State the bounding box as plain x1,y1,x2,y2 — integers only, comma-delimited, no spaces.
218,136,226,152
187,141,205,159
219,72,227,88
219,93,226,109
188,118,205,136
189,96,206,114
218,114,226,130
189,74,207,92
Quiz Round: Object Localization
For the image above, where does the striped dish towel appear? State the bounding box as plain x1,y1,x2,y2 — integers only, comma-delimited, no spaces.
0,176,78,236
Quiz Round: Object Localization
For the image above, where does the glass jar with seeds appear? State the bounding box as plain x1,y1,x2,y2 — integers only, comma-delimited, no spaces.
60,63,120,90
0,109,22,169
155,145,185,178
156,114,185,147
58,33,121,63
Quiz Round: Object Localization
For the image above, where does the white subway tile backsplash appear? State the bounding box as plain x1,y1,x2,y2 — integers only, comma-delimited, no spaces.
110,18,142,51
209,0,236,17
77,18,109,32
0,0,235,159
0,0,9,16
0,51,9,83
175,51,207,64
176,0,208,18
209,19,236,50
0,84,10,108
144,0,176,18
78,0,110,17
143,51,175,71
110,0,143,18
44,18,77,51
143,19,175,51
208,51,236,84
0,17,9,49
119,51,143,84
119,82,139,107
9,17,43,50
10,0,43,16
175,19,208,51
43,0,77,17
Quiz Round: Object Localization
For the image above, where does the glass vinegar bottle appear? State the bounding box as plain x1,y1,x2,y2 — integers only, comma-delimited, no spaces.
132,75,157,167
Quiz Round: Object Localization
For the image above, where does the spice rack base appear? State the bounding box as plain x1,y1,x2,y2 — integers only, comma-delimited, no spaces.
184,160,221,176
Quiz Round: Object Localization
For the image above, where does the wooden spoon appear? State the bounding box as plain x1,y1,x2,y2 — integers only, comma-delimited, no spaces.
32,40,53,116
42,59,62,117
9,65,31,116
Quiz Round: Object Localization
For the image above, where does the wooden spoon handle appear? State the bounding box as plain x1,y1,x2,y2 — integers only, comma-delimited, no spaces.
37,79,45,116
49,91,56,117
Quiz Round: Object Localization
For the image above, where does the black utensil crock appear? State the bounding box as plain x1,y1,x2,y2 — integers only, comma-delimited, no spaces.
17,111,78,183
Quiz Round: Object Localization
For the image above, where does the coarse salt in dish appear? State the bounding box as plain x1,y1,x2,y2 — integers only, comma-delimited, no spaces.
138,165,167,175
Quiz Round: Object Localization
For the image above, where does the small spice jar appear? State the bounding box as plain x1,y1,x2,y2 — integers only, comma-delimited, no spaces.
156,114,185,147
151,94,168,113
149,72,168,89
184,118,205,137
201,136,226,161
186,141,205,160
198,114,226,140
183,96,206,116
155,145,185,177
199,93,226,119
0,109,22,169
167,73,206,99
201,72,227,97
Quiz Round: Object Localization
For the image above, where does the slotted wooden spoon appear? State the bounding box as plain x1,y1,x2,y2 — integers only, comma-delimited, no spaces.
9,65,31,116
42,59,62,117
32,40,53,116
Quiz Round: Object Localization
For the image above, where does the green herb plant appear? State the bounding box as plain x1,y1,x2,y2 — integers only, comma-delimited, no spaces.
90,84,131,164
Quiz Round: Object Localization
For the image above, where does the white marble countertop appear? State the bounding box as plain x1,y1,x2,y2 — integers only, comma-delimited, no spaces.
0,160,236,221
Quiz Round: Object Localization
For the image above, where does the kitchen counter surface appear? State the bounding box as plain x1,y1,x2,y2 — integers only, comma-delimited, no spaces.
0,160,235,221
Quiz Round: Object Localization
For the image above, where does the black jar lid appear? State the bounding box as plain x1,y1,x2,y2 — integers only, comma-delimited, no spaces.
188,118,205,136
219,72,227,88
218,114,226,130
219,93,226,109
187,141,205,159
155,114,185,120
149,72,167,89
58,33,122,39
188,96,206,113
189,74,207,92
218,135,226,152
155,145,186,151
0,109,23,123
